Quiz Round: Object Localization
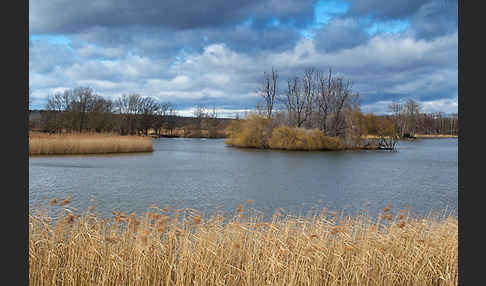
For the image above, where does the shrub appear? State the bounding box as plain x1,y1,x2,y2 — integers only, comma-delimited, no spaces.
225,114,274,148
268,125,345,151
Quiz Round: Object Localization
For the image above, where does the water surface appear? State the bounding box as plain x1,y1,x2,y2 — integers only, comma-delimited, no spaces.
29,138,458,219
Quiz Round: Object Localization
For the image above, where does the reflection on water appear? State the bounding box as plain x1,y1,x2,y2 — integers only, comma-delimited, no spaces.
29,138,458,220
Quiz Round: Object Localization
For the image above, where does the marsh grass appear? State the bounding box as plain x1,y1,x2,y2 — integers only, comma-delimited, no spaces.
29,132,153,155
29,200,457,285
414,134,458,139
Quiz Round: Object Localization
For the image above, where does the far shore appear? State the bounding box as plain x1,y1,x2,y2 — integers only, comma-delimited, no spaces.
414,134,458,139
362,134,458,140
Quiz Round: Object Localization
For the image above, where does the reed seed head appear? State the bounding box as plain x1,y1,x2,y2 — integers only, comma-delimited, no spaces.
59,196,72,206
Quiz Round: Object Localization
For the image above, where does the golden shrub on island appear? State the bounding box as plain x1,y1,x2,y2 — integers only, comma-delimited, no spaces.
225,114,346,151
225,114,273,148
268,125,345,151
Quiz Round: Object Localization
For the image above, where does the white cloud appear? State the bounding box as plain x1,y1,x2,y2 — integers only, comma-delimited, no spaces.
421,96,458,114
29,29,457,114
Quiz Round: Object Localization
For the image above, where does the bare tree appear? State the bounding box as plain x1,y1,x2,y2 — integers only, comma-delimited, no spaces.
65,87,98,132
283,73,315,128
205,105,220,138
44,92,71,133
115,94,143,135
86,96,114,132
191,104,208,137
388,101,406,137
388,99,421,138
328,77,357,137
259,67,279,120
165,104,178,136
152,102,173,136
139,96,159,135
404,99,420,137
315,69,333,133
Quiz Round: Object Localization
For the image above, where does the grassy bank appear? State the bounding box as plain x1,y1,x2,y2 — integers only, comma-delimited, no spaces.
29,132,153,155
29,202,457,285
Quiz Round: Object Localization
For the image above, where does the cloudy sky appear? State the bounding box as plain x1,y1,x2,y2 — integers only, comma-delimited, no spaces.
29,0,458,117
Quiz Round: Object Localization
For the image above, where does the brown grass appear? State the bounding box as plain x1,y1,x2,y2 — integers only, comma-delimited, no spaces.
29,132,153,155
29,202,457,285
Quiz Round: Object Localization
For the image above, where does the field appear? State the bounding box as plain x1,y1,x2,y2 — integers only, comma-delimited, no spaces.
29,132,153,155
29,201,457,285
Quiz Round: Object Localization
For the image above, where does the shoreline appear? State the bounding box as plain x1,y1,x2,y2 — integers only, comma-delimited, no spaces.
363,134,458,140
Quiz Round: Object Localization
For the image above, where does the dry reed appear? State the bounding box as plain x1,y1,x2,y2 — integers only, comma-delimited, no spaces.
414,134,458,139
29,132,153,155
29,202,457,286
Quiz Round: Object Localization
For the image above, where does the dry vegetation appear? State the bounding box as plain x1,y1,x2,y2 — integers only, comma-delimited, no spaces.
268,125,345,151
30,200,457,285
29,132,153,155
225,115,350,151
414,134,458,139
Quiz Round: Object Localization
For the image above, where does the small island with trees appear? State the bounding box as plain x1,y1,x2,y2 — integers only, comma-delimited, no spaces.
225,67,457,152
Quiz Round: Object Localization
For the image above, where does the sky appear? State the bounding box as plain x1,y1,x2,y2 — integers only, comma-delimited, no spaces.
29,0,458,117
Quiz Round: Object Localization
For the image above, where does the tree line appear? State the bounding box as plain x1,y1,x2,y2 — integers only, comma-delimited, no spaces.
30,72,457,140
255,67,458,144
33,87,227,137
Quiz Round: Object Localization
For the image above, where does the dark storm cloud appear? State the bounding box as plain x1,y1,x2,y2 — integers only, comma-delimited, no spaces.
29,0,458,115
344,0,432,19
313,17,370,52
203,25,303,54
30,0,317,34
343,0,457,40
68,23,302,60
409,1,458,39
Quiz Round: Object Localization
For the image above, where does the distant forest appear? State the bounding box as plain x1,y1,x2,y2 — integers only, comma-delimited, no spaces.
28,70,458,139
29,87,231,138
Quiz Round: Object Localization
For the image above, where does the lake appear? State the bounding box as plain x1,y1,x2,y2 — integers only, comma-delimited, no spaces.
29,138,458,220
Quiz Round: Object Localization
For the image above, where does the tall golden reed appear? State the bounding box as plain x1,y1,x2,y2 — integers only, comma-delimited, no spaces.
29,132,153,155
29,201,457,285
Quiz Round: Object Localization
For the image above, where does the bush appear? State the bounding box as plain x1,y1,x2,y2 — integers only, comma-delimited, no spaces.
268,125,345,151
225,114,274,148
225,116,346,151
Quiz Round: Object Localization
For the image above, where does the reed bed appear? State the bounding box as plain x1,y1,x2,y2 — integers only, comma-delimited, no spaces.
363,134,458,140
29,201,457,286
29,132,153,155
414,134,458,139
